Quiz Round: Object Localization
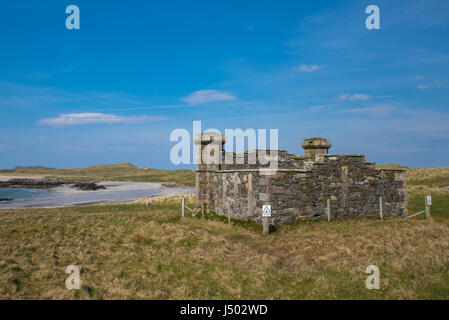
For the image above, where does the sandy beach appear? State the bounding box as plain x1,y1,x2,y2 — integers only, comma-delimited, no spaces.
0,177,194,209
0,175,46,181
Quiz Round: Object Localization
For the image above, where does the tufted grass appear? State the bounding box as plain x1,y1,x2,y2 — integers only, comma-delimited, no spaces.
1,198,449,300
1,165,448,299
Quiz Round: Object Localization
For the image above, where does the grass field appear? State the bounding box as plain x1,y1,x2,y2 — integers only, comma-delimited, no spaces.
0,163,195,186
0,201,448,299
0,165,448,299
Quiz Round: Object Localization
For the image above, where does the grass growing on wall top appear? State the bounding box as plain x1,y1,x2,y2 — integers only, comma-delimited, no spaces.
303,137,329,142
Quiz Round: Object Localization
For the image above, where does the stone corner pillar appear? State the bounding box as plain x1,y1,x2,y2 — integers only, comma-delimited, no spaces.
193,132,226,208
301,138,332,159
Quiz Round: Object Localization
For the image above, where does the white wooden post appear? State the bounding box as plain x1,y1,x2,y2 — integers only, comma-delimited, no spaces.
327,199,331,222
262,217,269,235
379,196,383,220
228,211,231,224
425,196,431,219
181,198,185,217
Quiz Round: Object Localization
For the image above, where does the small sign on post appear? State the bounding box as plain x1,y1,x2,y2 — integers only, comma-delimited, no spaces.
425,195,431,220
262,205,271,236
262,205,271,217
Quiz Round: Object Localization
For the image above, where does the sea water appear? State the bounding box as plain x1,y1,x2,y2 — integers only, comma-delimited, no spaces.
0,182,194,209
0,188,48,201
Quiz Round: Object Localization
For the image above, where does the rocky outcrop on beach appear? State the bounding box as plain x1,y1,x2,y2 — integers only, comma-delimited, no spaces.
0,178,106,191
72,182,106,191
0,178,64,189
0,198,13,201
160,182,179,188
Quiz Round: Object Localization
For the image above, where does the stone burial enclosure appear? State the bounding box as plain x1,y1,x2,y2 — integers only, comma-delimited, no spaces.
194,133,408,224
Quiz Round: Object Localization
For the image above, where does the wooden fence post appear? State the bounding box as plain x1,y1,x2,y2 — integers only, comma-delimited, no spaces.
228,211,231,224
262,217,269,235
181,198,185,217
425,205,431,219
201,202,204,219
379,196,383,221
425,196,431,220
327,199,331,222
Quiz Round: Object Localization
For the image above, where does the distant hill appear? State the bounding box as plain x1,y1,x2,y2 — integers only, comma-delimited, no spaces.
84,162,138,170
13,165,55,170
376,163,410,170
0,163,194,186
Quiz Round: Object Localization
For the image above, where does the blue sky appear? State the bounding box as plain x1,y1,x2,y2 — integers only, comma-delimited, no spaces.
0,0,448,169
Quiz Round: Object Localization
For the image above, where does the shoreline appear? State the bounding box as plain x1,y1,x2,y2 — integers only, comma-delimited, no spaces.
0,179,194,209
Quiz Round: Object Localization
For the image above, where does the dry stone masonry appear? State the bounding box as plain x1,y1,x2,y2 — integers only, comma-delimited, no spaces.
194,134,408,224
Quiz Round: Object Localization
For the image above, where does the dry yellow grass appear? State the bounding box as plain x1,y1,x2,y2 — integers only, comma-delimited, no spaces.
133,193,195,205
1,201,449,300
1,166,448,299
407,167,449,184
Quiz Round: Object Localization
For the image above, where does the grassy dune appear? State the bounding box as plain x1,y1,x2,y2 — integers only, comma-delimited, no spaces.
0,163,195,186
1,201,448,299
401,166,449,217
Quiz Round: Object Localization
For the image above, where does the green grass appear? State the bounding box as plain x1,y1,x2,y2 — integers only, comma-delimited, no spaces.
0,163,194,186
1,200,449,299
401,166,449,219
1,164,449,299
303,137,329,142
408,194,448,218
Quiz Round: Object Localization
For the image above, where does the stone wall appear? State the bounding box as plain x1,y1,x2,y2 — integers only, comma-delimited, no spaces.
195,136,408,224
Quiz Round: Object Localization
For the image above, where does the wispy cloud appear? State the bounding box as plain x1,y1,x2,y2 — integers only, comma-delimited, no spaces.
339,93,372,101
417,80,446,89
0,82,151,110
340,105,399,118
295,64,327,72
181,90,236,105
38,113,166,127
308,104,336,113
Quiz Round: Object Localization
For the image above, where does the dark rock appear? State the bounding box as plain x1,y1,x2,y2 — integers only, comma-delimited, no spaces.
0,178,64,189
0,198,13,201
72,182,106,191
161,182,178,188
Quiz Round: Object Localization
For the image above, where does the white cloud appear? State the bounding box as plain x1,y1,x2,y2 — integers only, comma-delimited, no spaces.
340,105,399,118
415,75,424,80
181,90,236,105
350,93,371,101
339,93,372,101
296,64,327,72
38,113,166,127
308,104,336,113
417,80,446,89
